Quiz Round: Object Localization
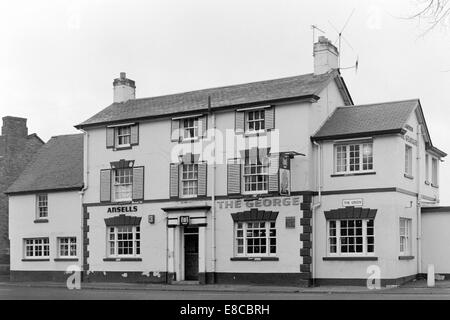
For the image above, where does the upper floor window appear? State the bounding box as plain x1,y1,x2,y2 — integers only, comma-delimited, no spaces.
334,141,373,174
116,125,131,147
180,164,198,198
405,144,413,178
181,118,199,140
432,158,439,187
37,194,48,219
246,110,265,132
399,218,411,256
243,151,269,194
24,238,49,259
425,154,430,183
113,168,133,202
328,219,374,256
106,124,139,150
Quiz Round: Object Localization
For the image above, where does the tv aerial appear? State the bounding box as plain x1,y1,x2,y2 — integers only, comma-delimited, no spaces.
328,8,359,73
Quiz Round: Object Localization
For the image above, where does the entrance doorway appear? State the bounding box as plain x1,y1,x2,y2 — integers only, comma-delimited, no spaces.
184,227,199,281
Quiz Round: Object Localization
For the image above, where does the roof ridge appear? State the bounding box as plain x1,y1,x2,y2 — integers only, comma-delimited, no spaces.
127,72,319,103
50,133,84,139
345,99,420,109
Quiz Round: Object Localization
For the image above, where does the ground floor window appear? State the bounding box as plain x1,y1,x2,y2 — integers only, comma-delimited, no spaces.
328,219,374,255
107,226,140,257
24,238,50,258
400,218,412,256
58,237,77,258
235,221,276,257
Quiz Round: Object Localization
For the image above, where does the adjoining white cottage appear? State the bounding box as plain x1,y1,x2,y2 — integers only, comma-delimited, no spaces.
6,134,84,281
6,36,449,286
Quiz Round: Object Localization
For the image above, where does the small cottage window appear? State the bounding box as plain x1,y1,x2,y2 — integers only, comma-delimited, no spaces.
328,219,375,256
37,194,48,219
235,221,276,257
334,141,373,174
113,168,133,202
116,125,131,147
107,226,140,257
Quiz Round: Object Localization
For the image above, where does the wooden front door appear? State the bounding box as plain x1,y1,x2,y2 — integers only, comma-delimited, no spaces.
184,228,199,281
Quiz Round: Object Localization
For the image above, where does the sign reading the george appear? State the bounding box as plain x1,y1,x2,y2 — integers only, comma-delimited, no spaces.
107,205,138,213
180,216,190,226
217,196,301,210
342,199,364,207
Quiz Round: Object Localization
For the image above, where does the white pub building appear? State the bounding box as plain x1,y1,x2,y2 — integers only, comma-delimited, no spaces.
6,37,449,286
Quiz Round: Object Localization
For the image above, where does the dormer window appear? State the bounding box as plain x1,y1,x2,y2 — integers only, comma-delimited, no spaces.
116,125,131,147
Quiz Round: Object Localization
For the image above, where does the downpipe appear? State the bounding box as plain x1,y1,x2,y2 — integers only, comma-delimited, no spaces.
311,141,322,284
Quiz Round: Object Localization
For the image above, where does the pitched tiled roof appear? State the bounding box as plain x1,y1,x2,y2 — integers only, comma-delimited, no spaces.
76,71,342,128
6,134,83,194
312,99,419,141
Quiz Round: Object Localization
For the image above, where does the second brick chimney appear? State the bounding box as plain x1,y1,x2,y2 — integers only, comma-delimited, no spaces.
1,116,28,138
113,72,136,103
314,36,339,75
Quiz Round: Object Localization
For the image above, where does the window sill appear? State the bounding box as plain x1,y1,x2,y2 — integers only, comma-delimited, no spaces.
114,145,132,151
180,137,200,143
404,174,414,180
431,183,439,189
103,257,142,262
230,257,279,262
331,171,376,178
22,258,50,262
323,256,378,261
34,219,49,224
54,258,79,262
244,130,267,137
398,256,415,261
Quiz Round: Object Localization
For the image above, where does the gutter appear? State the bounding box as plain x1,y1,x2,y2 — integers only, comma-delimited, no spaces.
79,129,89,274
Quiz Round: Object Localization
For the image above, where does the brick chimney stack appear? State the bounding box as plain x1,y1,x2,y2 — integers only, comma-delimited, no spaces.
113,72,136,103
1,116,28,138
314,36,339,75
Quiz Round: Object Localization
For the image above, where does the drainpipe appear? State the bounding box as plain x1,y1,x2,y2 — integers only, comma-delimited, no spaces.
416,124,422,275
311,141,322,284
79,129,89,277
208,97,217,283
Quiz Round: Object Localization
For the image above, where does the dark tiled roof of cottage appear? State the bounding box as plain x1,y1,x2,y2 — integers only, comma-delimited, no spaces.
6,134,84,194
76,71,341,128
312,99,420,141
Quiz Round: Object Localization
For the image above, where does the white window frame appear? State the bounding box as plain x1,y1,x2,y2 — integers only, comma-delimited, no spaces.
112,168,133,202
36,194,48,219
399,218,412,256
327,219,375,256
245,109,265,134
180,163,198,198
432,157,439,186
234,221,276,257
334,141,374,174
107,226,141,258
24,238,50,259
57,237,77,258
405,144,413,177
242,152,269,195
180,117,199,141
115,125,132,147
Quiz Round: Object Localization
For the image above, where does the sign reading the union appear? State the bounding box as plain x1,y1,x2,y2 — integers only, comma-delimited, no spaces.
216,196,301,210
107,205,138,213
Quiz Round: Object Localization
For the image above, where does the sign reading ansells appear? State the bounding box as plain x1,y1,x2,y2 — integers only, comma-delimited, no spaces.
107,205,138,213
216,196,301,210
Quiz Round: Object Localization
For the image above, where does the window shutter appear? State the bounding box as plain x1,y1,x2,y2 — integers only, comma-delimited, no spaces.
169,163,180,199
171,120,180,142
130,124,139,145
132,167,144,201
265,107,275,130
106,127,115,148
235,111,245,133
268,153,279,194
100,169,112,202
199,115,208,138
197,162,207,197
227,159,241,195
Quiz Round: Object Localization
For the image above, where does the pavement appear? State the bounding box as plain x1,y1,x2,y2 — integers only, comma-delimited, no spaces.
0,277,449,295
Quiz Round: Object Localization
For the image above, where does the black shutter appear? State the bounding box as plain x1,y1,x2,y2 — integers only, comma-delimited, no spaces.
169,163,180,199
100,169,112,202
197,162,207,197
235,111,245,133
171,120,180,142
132,167,144,201
130,124,139,146
265,107,275,130
268,153,279,194
227,159,241,195
106,127,115,148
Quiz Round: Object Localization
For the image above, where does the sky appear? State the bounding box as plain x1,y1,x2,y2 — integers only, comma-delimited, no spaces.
1,0,449,204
